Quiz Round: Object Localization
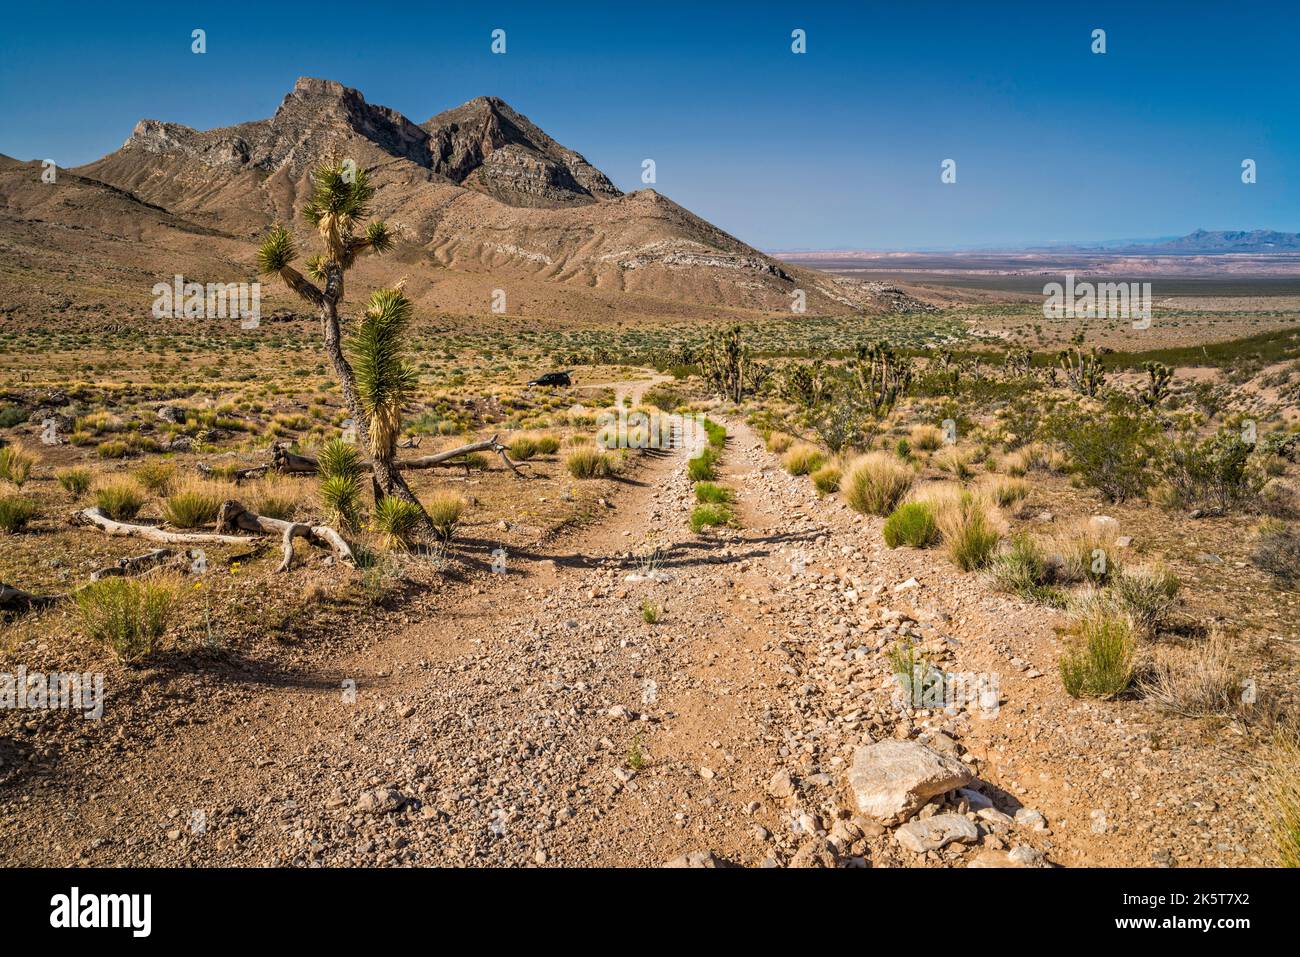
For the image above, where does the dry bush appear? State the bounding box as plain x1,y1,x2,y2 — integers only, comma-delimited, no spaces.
1263,725,1300,867
765,431,794,454
782,442,827,476
843,452,914,516
1111,563,1180,637
909,424,944,451
0,443,36,487
566,447,614,479
162,479,233,529
979,474,1029,508
932,445,975,480
1051,519,1120,586
425,492,465,542
94,478,146,521
1140,631,1247,718
936,492,1005,571
811,462,842,495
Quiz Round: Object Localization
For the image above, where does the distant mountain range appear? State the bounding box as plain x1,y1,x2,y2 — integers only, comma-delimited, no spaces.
0,77,926,325
1042,230,1300,255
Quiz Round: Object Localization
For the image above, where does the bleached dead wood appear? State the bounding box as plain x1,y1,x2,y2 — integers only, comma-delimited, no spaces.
215,500,355,571
89,548,176,582
269,436,529,478
72,508,249,545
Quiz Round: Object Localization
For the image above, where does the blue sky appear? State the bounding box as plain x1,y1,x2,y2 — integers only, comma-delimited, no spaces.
1,1,1295,250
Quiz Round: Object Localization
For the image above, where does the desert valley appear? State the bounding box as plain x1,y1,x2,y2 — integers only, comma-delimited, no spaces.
0,73,1297,880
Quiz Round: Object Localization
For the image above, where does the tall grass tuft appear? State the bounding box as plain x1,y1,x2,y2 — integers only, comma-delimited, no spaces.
162,479,229,529
75,575,177,662
425,492,465,542
0,444,36,487
936,493,1003,571
567,447,614,479
94,479,146,521
0,494,37,533
883,500,939,548
843,452,914,516
1060,601,1136,698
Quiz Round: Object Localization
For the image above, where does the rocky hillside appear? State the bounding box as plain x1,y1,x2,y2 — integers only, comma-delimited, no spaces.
45,77,923,318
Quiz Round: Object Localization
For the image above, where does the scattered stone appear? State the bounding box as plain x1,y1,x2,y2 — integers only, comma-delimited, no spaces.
894,813,979,853
847,740,972,822
663,850,719,868
767,769,795,799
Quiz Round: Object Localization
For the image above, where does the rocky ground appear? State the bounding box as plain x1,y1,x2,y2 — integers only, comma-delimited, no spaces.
0,408,1273,867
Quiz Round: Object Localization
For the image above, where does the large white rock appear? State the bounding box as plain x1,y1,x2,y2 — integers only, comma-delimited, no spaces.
847,740,973,822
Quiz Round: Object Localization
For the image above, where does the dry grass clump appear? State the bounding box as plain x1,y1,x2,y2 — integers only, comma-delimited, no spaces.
765,431,794,454
371,495,424,551
425,492,465,542
56,467,92,496
1140,631,1246,717
250,476,299,520
1111,563,1180,637
843,452,914,516
909,424,944,452
783,442,827,476
935,492,1005,571
1250,520,1300,587
75,574,178,662
133,462,176,495
979,474,1029,508
1051,519,1120,586
932,445,976,480
566,447,614,479
1262,726,1300,867
0,494,37,533
0,443,36,487
162,479,233,529
811,462,842,495
94,478,146,521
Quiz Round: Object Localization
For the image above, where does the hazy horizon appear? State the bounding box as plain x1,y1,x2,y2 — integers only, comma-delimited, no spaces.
2,0,1296,250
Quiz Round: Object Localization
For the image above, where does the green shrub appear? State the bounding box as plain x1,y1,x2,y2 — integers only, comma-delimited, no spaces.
694,481,734,505
0,405,27,428
987,533,1062,604
0,444,35,487
372,495,424,551
690,503,735,533
96,439,132,460
0,494,37,533
1047,396,1157,503
1160,428,1264,512
534,435,561,454
56,467,92,496
883,500,938,548
161,480,226,529
1060,606,1136,698
425,492,465,542
702,418,727,449
94,480,146,520
75,576,177,662
811,463,842,495
687,448,719,482
1250,521,1300,587
567,447,614,479
937,493,1002,571
509,436,541,461
843,452,914,516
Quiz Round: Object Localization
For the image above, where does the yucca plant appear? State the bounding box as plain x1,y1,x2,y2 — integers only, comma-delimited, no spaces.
317,437,364,531
348,287,418,497
371,495,423,551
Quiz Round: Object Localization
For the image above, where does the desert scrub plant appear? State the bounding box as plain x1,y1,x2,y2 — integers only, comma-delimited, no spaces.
909,424,944,451
936,493,1003,571
1059,603,1136,698
161,479,228,529
0,444,35,487
690,503,735,533
687,448,719,482
694,481,734,505
0,494,37,533
882,500,939,548
843,452,914,516
56,467,92,496
75,575,177,662
980,475,1028,509
509,436,541,460
986,533,1063,605
317,437,364,530
1047,397,1156,503
566,447,614,479
133,462,176,495
371,495,424,551
641,599,661,624
1111,563,1180,637
96,439,132,460
94,479,145,521
533,434,561,455
811,462,842,495
886,639,946,708
1264,726,1300,867
1250,521,1300,586
250,477,298,521
932,445,975,480
1159,427,1264,512
765,431,794,454
425,491,465,543
1051,520,1120,586
782,442,826,476
1140,631,1244,718
702,418,727,449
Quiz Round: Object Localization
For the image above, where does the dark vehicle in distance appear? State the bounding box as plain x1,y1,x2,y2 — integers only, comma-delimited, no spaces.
528,371,572,388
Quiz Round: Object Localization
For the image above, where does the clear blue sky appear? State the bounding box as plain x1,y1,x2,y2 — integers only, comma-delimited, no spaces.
1,1,1295,250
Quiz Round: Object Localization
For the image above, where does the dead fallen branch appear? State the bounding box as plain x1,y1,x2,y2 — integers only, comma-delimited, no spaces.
0,581,61,613
72,508,249,545
89,548,176,582
215,500,355,571
270,435,530,478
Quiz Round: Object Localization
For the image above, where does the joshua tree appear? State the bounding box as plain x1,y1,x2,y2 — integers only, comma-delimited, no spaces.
256,160,428,519
782,359,831,409
850,340,912,416
1058,333,1105,397
1004,347,1033,378
701,325,769,403
1138,360,1173,410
